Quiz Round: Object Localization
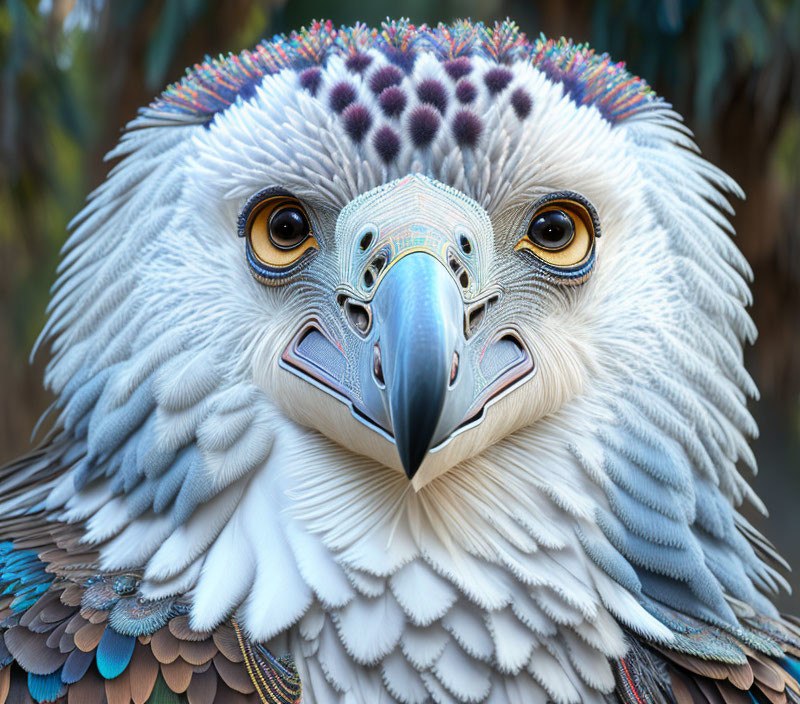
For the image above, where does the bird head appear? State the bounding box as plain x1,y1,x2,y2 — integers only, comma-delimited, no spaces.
183,38,652,490
30,22,776,658
247,172,592,487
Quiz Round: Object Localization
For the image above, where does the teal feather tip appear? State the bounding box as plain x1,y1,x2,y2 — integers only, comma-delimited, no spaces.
95,627,136,679
28,671,66,703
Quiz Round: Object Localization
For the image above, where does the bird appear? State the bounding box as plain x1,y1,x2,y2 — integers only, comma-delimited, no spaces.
0,16,797,704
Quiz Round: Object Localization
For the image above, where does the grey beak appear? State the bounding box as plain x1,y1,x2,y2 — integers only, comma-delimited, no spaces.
370,253,464,478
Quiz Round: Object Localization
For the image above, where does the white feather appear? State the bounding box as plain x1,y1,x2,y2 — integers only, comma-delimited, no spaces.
30,33,773,704
334,591,405,665
389,560,457,627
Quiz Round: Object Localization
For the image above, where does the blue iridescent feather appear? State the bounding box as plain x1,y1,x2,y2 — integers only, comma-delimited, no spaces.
95,626,136,679
27,671,66,703
0,542,54,618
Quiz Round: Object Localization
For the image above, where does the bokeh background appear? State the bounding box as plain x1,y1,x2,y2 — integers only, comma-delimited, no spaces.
1,0,798,607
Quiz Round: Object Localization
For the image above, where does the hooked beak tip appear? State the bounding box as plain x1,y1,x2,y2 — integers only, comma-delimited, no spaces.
388,368,448,481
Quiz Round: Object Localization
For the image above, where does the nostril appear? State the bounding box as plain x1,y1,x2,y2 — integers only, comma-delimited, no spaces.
345,300,371,334
449,351,459,386
459,271,469,288
466,295,498,338
373,344,384,386
363,269,374,288
360,231,374,251
373,255,386,274
459,234,472,255
468,304,485,335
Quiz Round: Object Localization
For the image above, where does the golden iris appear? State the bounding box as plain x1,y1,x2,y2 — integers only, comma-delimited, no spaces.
247,197,318,268
516,199,595,268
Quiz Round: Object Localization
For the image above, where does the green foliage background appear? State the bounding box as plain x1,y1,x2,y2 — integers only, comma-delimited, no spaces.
1,0,798,606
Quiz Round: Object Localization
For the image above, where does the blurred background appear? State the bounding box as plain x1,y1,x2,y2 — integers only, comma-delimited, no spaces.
0,0,798,607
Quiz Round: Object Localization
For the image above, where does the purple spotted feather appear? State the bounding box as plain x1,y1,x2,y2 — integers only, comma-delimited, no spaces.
147,20,657,126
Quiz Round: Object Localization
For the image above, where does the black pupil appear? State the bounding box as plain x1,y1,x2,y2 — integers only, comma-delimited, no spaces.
529,209,575,250
269,206,309,248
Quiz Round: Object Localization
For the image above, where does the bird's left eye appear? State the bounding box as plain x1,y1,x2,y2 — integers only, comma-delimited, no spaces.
529,210,575,250
515,193,598,279
240,191,318,284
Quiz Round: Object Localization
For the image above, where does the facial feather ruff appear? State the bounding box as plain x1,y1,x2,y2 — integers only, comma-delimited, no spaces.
0,18,798,704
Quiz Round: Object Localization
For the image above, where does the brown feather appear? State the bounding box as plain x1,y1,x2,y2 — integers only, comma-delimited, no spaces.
670,671,700,704
755,682,788,704
73,621,106,652
179,639,218,666
7,532,53,549
40,600,77,625
38,552,96,570
24,614,60,636
186,666,218,704
58,628,76,655
128,643,159,704
212,683,254,704
64,614,87,636
104,668,131,704
750,654,789,692
212,627,243,664
60,585,83,607
714,679,753,704
45,620,71,651
168,617,210,642
88,609,108,625
192,660,212,674
160,658,193,694
782,669,800,695
25,618,60,636
212,653,254,695
67,672,107,704
149,627,181,665
725,663,755,691
671,667,712,704
695,675,725,703
6,669,34,704
18,593,55,628
0,667,10,704
665,650,735,681
80,607,108,625
3,627,68,675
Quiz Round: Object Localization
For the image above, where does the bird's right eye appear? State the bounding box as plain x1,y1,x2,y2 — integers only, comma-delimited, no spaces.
239,191,318,284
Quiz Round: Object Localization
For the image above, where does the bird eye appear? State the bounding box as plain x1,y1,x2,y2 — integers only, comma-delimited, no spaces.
240,192,318,284
516,194,597,273
268,205,310,249
528,210,574,250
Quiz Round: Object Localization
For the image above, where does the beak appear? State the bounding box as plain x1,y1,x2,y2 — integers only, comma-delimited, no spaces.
369,253,464,479
278,175,536,483
280,248,534,481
